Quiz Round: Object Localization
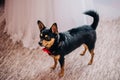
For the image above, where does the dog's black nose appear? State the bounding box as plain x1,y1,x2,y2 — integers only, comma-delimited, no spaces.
38,41,42,46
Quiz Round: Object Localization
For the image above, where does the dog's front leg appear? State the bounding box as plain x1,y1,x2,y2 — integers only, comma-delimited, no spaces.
51,55,60,70
59,56,65,77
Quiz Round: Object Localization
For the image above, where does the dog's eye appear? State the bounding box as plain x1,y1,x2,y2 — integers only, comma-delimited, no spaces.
45,35,51,41
40,33,43,37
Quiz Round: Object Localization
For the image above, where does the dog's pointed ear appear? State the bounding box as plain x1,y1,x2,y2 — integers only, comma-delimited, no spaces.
50,23,58,34
37,20,45,31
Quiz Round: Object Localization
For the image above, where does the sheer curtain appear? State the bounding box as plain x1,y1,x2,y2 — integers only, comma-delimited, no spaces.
5,0,94,49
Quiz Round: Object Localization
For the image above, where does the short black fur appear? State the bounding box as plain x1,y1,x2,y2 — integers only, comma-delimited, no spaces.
38,10,99,77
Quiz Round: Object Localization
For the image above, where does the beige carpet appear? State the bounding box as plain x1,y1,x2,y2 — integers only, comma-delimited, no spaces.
0,11,120,80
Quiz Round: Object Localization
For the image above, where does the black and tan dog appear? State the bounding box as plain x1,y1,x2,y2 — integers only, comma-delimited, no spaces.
37,10,99,77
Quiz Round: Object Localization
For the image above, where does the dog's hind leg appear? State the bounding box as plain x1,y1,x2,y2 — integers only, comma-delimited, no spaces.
80,44,88,56
88,49,94,65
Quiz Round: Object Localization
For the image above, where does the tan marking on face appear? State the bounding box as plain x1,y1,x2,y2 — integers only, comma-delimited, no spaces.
42,38,55,48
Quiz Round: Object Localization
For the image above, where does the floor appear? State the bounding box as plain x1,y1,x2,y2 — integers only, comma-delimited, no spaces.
0,7,120,80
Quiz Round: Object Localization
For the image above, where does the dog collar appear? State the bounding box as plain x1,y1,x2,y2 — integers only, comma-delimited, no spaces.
42,48,52,55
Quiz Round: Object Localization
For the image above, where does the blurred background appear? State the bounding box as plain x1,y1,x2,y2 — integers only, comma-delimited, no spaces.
0,0,120,80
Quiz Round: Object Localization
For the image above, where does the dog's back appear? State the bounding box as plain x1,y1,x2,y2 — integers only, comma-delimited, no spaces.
58,10,99,55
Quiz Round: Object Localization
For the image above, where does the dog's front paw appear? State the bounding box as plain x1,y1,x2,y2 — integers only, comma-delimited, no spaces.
50,65,56,70
58,69,64,77
59,72,64,77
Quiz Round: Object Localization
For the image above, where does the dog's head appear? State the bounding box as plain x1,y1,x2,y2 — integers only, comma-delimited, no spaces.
37,20,59,49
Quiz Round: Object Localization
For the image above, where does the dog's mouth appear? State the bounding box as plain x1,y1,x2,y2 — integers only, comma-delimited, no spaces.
44,44,50,49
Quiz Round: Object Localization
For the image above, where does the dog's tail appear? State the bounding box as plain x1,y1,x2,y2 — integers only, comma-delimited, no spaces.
84,10,99,30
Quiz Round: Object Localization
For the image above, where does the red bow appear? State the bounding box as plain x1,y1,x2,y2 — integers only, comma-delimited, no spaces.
42,48,52,55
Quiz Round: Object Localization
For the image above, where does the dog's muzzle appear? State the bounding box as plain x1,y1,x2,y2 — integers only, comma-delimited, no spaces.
38,41,43,46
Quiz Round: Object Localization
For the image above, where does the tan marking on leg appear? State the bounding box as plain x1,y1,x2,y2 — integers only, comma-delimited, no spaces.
51,55,60,70
80,44,88,56
88,49,94,65
59,64,64,77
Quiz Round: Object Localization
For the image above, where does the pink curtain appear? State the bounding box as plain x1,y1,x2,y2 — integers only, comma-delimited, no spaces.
5,0,94,48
